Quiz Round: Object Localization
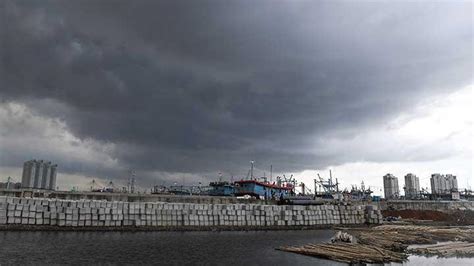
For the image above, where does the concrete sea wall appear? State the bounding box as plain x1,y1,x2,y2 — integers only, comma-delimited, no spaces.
0,196,382,229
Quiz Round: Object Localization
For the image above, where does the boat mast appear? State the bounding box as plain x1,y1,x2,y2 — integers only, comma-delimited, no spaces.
270,165,273,182
250,161,255,180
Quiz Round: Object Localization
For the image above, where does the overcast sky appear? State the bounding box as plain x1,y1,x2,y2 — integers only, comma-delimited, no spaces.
0,0,472,194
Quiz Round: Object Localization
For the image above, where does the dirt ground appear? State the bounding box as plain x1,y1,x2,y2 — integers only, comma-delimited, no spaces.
382,209,474,225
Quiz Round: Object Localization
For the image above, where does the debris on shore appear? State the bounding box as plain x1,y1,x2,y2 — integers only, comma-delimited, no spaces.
277,225,474,264
330,231,354,243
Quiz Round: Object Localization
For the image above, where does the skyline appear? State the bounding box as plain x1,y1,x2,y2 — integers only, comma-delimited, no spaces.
0,1,472,194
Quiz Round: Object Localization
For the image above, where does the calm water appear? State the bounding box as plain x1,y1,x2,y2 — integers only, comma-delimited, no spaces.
0,230,472,265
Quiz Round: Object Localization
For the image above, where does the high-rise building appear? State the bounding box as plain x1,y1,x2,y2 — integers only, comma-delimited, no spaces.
41,161,52,189
383,173,399,199
21,160,58,190
404,173,420,199
49,164,58,190
430,174,458,195
33,160,44,188
21,160,36,188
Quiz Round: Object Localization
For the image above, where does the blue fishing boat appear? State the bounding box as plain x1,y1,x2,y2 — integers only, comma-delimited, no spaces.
234,179,293,199
209,181,235,196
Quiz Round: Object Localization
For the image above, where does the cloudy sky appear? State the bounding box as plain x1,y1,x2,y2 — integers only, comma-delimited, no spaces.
0,0,472,194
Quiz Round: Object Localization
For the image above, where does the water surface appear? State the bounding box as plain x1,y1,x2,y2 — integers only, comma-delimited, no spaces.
0,230,472,265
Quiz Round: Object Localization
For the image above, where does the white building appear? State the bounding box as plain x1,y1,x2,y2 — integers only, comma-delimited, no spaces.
383,173,399,199
41,161,52,189
21,160,58,190
21,160,36,188
49,164,58,190
430,173,458,195
404,173,420,199
33,160,44,188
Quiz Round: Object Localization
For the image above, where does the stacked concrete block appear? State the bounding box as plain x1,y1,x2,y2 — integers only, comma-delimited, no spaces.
0,196,7,224
365,205,383,224
1,196,382,228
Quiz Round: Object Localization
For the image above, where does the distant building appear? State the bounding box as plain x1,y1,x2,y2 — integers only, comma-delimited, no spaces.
21,160,58,190
41,161,51,189
383,173,399,199
404,173,420,199
49,164,57,190
21,160,36,188
430,173,458,195
33,160,44,188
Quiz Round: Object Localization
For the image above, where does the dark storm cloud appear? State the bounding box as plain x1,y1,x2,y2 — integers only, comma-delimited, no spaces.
0,0,472,182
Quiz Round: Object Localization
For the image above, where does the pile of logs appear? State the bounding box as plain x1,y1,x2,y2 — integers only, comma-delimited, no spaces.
277,243,406,264
277,225,474,263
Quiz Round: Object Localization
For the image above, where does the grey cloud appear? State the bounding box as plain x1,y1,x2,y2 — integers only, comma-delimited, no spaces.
0,0,472,184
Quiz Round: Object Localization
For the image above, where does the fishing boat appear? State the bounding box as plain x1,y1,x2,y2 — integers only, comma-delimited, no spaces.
209,181,235,196
234,179,293,199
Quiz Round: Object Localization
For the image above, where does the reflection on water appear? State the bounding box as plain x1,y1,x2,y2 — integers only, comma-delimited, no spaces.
0,230,471,265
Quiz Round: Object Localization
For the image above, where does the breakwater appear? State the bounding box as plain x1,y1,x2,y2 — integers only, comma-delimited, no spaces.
0,196,382,229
